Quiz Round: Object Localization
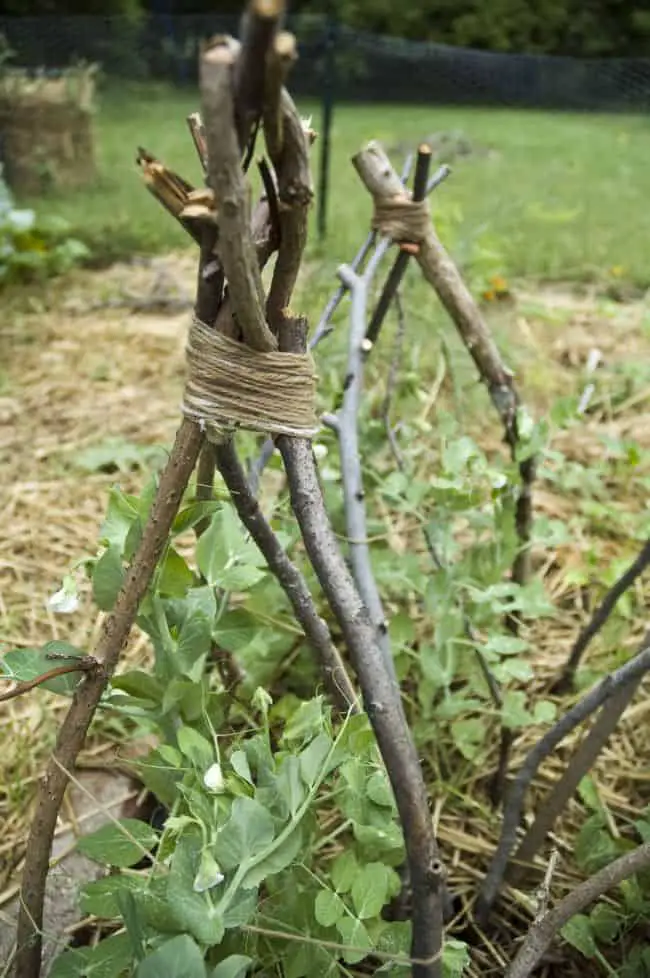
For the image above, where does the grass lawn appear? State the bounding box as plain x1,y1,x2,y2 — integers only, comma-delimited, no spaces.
18,80,650,288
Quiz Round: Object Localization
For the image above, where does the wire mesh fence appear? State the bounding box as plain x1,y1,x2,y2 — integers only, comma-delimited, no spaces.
1,13,650,111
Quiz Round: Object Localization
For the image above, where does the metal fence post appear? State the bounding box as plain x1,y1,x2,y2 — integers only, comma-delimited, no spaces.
317,12,337,241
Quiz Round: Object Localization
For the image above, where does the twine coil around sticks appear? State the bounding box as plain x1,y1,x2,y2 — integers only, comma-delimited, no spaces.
182,317,320,443
371,195,431,244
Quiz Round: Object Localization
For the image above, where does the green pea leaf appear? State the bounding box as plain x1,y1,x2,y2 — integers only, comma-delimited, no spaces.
166,836,225,944
100,486,139,552
136,935,207,978
77,818,158,868
241,826,303,889
276,755,307,815
92,545,125,611
366,771,394,809
80,874,144,917
282,696,327,743
230,750,253,785
49,948,90,978
173,501,221,536
1,642,86,697
483,634,528,657
331,852,358,894
335,916,373,964
177,726,214,771
211,956,253,978
158,547,194,598
299,732,333,787
561,914,598,958
110,669,163,704
533,699,557,724
443,938,471,977
196,505,266,590
81,933,136,978
589,904,622,945
314,889,347,928
215,797,275,870
351,863,400,919
501,690,534,729
451,718,485,760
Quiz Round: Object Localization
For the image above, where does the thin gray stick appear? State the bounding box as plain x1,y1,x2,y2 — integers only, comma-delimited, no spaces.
382,294,503,721
322,248,397,684
475,639,650,925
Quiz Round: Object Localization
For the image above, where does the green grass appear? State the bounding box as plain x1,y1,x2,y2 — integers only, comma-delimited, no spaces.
19,80,650,285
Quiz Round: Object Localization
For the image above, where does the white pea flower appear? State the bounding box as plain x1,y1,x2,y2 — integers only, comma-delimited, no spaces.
203,762,225,793
313,443,328,460
252,686,273,717
47,575,79,614
193,850,224,893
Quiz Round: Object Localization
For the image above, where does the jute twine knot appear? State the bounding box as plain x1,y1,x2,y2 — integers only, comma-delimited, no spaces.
182,317,319,443
371,195,431,244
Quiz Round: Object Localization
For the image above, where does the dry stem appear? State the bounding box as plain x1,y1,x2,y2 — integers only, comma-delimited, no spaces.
15,420,202,978
200,36,276,352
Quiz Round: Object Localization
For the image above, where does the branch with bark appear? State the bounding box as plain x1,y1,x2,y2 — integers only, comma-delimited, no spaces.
276,316,444,977
214,439,359,713
14,10,283,975
0,656,98,703
508,676,641,883
351,141,534,584
203,34,445,973
15,420,203,978
475,634,650,926
247,155,416,495
505,839,650,978
351,140,536,807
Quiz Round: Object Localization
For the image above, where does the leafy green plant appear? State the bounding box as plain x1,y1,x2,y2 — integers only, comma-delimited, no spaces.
16,486,465,977
0,166,89,286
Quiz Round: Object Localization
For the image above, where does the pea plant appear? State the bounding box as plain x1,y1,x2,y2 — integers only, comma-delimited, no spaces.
5,2,650,977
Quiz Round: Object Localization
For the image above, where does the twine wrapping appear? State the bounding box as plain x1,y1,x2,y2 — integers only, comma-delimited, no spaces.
182,317,320,442
371,195,431,244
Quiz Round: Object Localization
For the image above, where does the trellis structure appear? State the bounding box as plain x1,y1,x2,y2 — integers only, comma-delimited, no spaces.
10,3,650,978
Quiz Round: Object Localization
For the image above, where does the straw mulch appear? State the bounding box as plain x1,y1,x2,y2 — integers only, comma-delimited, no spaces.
1,260,650,974
0,66,97,194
